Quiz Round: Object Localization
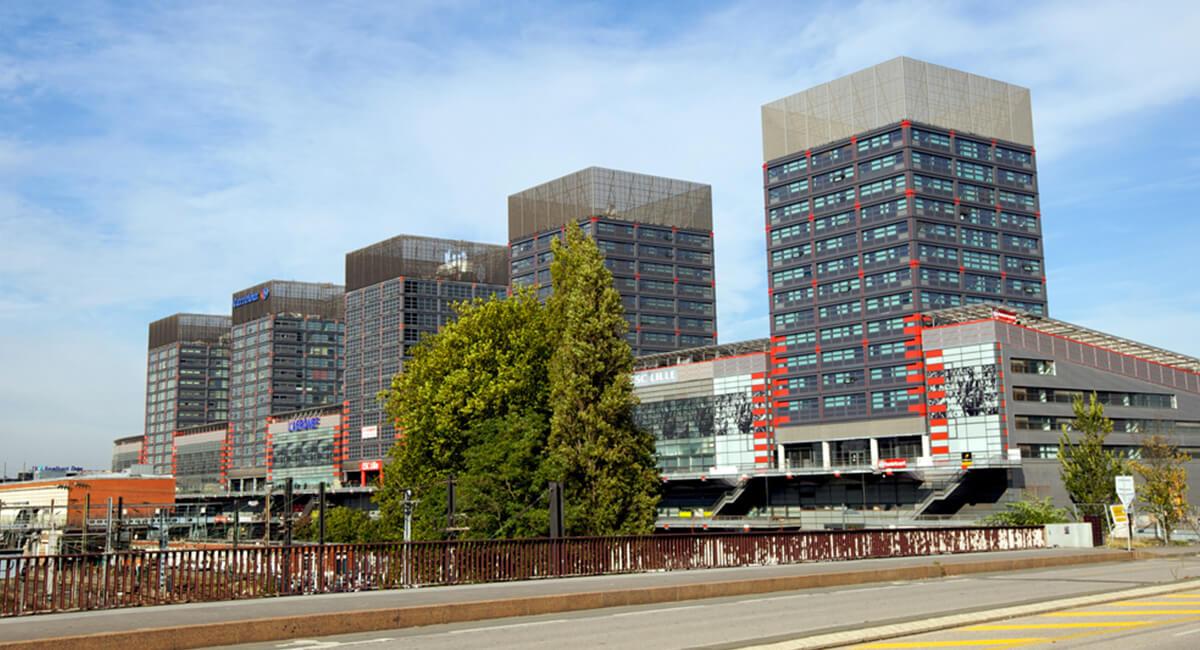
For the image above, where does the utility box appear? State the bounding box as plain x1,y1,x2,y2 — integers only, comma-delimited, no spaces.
1044,523,1095,548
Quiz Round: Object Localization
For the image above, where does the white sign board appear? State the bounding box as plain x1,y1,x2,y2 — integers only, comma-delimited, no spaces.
1115,475,1135,507
361,425,379,440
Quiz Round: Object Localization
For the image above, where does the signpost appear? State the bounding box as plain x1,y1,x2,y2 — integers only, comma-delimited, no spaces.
1115,475,1135,506
1115,475,1135,551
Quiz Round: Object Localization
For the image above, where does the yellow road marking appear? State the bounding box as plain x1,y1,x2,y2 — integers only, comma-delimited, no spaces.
1042,609,1200,616
859,641,1049,648
1164,594,1200,598
963,621,1151,630
1113,600,1200,606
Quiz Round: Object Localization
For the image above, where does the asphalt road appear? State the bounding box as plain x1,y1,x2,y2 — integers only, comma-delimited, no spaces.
207,556,1200,650
857,588,1200,649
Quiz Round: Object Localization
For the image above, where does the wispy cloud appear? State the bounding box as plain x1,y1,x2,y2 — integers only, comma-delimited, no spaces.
1,0,1198,468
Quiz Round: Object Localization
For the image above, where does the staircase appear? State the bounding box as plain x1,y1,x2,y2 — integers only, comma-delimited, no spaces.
913,469,967,518
710,478,752,516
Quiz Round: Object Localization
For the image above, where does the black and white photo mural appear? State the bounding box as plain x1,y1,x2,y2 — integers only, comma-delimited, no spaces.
945,365,1000,418
934,343,1006,459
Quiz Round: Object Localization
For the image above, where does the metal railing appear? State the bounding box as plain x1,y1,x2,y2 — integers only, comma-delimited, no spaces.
0,527,1043,617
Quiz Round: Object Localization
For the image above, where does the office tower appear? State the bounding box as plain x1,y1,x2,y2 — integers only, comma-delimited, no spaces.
508,167,717,356
761,57,1045,440
143,313,231,475
226,280,344,491
342,236,507,485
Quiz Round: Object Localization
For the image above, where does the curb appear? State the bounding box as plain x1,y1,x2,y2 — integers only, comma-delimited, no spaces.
0,550,1140,650
738,575,1200,649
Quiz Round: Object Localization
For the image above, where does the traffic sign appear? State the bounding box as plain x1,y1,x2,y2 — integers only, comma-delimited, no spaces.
1115,475,1135,507
1109,503,1128,524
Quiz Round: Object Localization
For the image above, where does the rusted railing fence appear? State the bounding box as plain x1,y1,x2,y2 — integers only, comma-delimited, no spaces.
0,526,1042,617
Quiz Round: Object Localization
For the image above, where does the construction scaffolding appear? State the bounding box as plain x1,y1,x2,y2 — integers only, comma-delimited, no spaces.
508,167,713,241
345,235,509,292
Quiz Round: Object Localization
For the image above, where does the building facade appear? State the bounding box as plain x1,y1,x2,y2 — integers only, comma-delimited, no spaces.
265,404,345,489
226,281,344,492
761,57,1046,448
111,436,143,472
173,422,226,494
633,341,773,475
918,305,1200,509
509,167,717,355
143,313,231,475
342,236,507,485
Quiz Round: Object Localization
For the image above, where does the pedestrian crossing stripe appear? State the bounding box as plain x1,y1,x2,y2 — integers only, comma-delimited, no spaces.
963,622,1151,630
1042,610,1200,616
858,641,1050,648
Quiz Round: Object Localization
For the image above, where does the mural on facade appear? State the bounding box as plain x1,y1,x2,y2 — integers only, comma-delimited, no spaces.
945,365,999,417
634,392,755,440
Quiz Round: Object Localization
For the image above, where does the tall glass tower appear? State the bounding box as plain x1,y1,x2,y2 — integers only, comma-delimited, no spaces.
509,167,717,356
761,57,1046,452
225,280,344,491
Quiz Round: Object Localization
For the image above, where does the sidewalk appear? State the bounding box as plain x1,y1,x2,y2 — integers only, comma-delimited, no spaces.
0,547,1163,649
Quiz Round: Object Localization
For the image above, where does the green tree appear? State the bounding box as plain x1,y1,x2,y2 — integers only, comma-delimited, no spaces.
376,289,554,539
983,494,1070,526
545,222,660,536
1131,434,1190,544
294,506,382,543
1058,393,1124,518
455,411,553,539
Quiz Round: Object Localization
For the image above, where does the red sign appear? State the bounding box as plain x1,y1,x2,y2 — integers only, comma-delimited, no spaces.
359,460,382,472
879,458,908,470
991,308,1019,324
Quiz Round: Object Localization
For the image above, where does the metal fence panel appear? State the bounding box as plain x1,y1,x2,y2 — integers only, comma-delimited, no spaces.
0,527,1043,617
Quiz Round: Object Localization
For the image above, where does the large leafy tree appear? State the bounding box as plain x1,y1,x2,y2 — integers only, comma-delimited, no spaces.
377,222,661,540
1131,434,1190,544
375,290,554,539
1058,393,1125,518
545,222,660,536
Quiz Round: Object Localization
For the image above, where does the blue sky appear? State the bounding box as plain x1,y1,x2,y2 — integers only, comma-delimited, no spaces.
1,0,1198,470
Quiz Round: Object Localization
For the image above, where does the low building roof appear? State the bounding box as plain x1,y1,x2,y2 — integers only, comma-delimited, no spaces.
925,304,1200,374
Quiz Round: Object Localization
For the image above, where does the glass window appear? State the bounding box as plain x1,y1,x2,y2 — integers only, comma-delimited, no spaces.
767,157,807,183
918,244,957,264
771,243,812,267
813,211,854,233
1011,358,1055,375
857,129,901,154
955,139,991,161
955,160,993,183
912,128,951,150
770,222,810,245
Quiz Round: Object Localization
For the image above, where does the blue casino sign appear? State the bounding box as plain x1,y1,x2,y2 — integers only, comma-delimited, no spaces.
288,417,322,432
233,286,271,308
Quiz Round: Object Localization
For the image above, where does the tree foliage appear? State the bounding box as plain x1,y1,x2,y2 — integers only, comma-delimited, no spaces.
983,494,1070,526
1058,393,1125,517
545,222,660,536
1131,434,1190,544
375,289,553,539
376,222,660,539
294,506,382,543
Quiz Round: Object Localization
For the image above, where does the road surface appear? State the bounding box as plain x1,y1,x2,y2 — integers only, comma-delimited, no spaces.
206,555,1200,650
857,588,1200,648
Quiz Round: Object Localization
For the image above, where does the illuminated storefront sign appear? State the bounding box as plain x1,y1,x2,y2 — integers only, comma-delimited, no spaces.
288,417,321,432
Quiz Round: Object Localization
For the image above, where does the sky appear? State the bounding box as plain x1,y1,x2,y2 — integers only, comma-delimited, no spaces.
1,0,1198,472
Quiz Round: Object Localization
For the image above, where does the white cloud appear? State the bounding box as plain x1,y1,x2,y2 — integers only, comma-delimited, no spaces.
1,0,1198,468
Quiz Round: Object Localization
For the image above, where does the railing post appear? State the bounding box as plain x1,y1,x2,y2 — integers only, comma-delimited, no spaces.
317,481,326,592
